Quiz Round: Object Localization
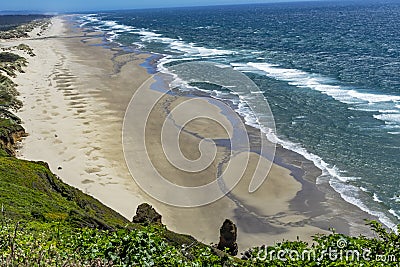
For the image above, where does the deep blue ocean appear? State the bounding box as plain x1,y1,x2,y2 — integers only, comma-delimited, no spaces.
78,1,400,229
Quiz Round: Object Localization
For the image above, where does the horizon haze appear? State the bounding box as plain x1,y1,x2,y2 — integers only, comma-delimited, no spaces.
0,0,371,13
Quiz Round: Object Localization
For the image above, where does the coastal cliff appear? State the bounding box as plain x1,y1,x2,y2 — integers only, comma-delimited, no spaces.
0,122,25,156
0,51,27,156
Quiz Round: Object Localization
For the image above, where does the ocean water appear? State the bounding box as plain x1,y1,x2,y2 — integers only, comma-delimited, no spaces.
77,1,400,229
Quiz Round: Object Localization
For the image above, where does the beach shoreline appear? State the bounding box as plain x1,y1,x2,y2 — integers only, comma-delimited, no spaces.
7,15,377,252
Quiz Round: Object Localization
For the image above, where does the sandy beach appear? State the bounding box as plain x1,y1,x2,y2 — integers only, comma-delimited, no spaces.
4,16,375,252
10,17,148,219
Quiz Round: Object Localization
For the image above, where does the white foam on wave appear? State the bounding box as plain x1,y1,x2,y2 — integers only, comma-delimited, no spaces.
391,195,400,202
153,50,399,231
80,16,236,70
330,180,398,232
228,62,398,230
137,30,163,39
105,30,120,42
232,62,400,129
348,90,400,103
379,109,400,113
156,56,202,93
235,101,259,128
111,24,135,32
373,193,383,203
103,20,118,27
348,107,377,112
79,21,89,27
79,14,100,27
246,62,400,104
233,92,362,187
80,16,140,43
374,113,400,124
132,42,145,49
82,14,100,23
159,59,399,231
389,209,400,220
134,28,235,58
96,19,134,31
270,133,359,180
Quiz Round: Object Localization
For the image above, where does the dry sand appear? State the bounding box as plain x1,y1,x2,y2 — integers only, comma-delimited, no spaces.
10,17,148,218
3,16,350,252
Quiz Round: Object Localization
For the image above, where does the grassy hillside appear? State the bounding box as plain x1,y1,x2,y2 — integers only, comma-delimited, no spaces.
0,155,129,229
0,148,232,265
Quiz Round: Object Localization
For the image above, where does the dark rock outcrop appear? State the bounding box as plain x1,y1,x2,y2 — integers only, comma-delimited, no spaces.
132,203,162,225
217,219,238,256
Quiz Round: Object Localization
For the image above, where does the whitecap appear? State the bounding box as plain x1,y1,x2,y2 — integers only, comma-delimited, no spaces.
373,193,383,203
330,181,398,231
234,62,400,128
389,209,400,220
374,113,400,124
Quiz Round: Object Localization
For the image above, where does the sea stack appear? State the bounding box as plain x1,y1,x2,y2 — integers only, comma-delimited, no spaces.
217,219,238,256
132,203,162,225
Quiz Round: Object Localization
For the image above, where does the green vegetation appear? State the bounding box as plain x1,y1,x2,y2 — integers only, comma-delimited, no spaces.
243,222,399,266
0,149,234,265
0,46,399,266
0,74,22,111
0,219,230,266
0,50,27,156
0,52,28,78
0,156,130,228
0,18,52,39
1,205,399,266
2,44,35,57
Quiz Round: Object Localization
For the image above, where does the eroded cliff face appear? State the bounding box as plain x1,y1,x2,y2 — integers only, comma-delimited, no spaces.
0,43,34,156
0,123,26,155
